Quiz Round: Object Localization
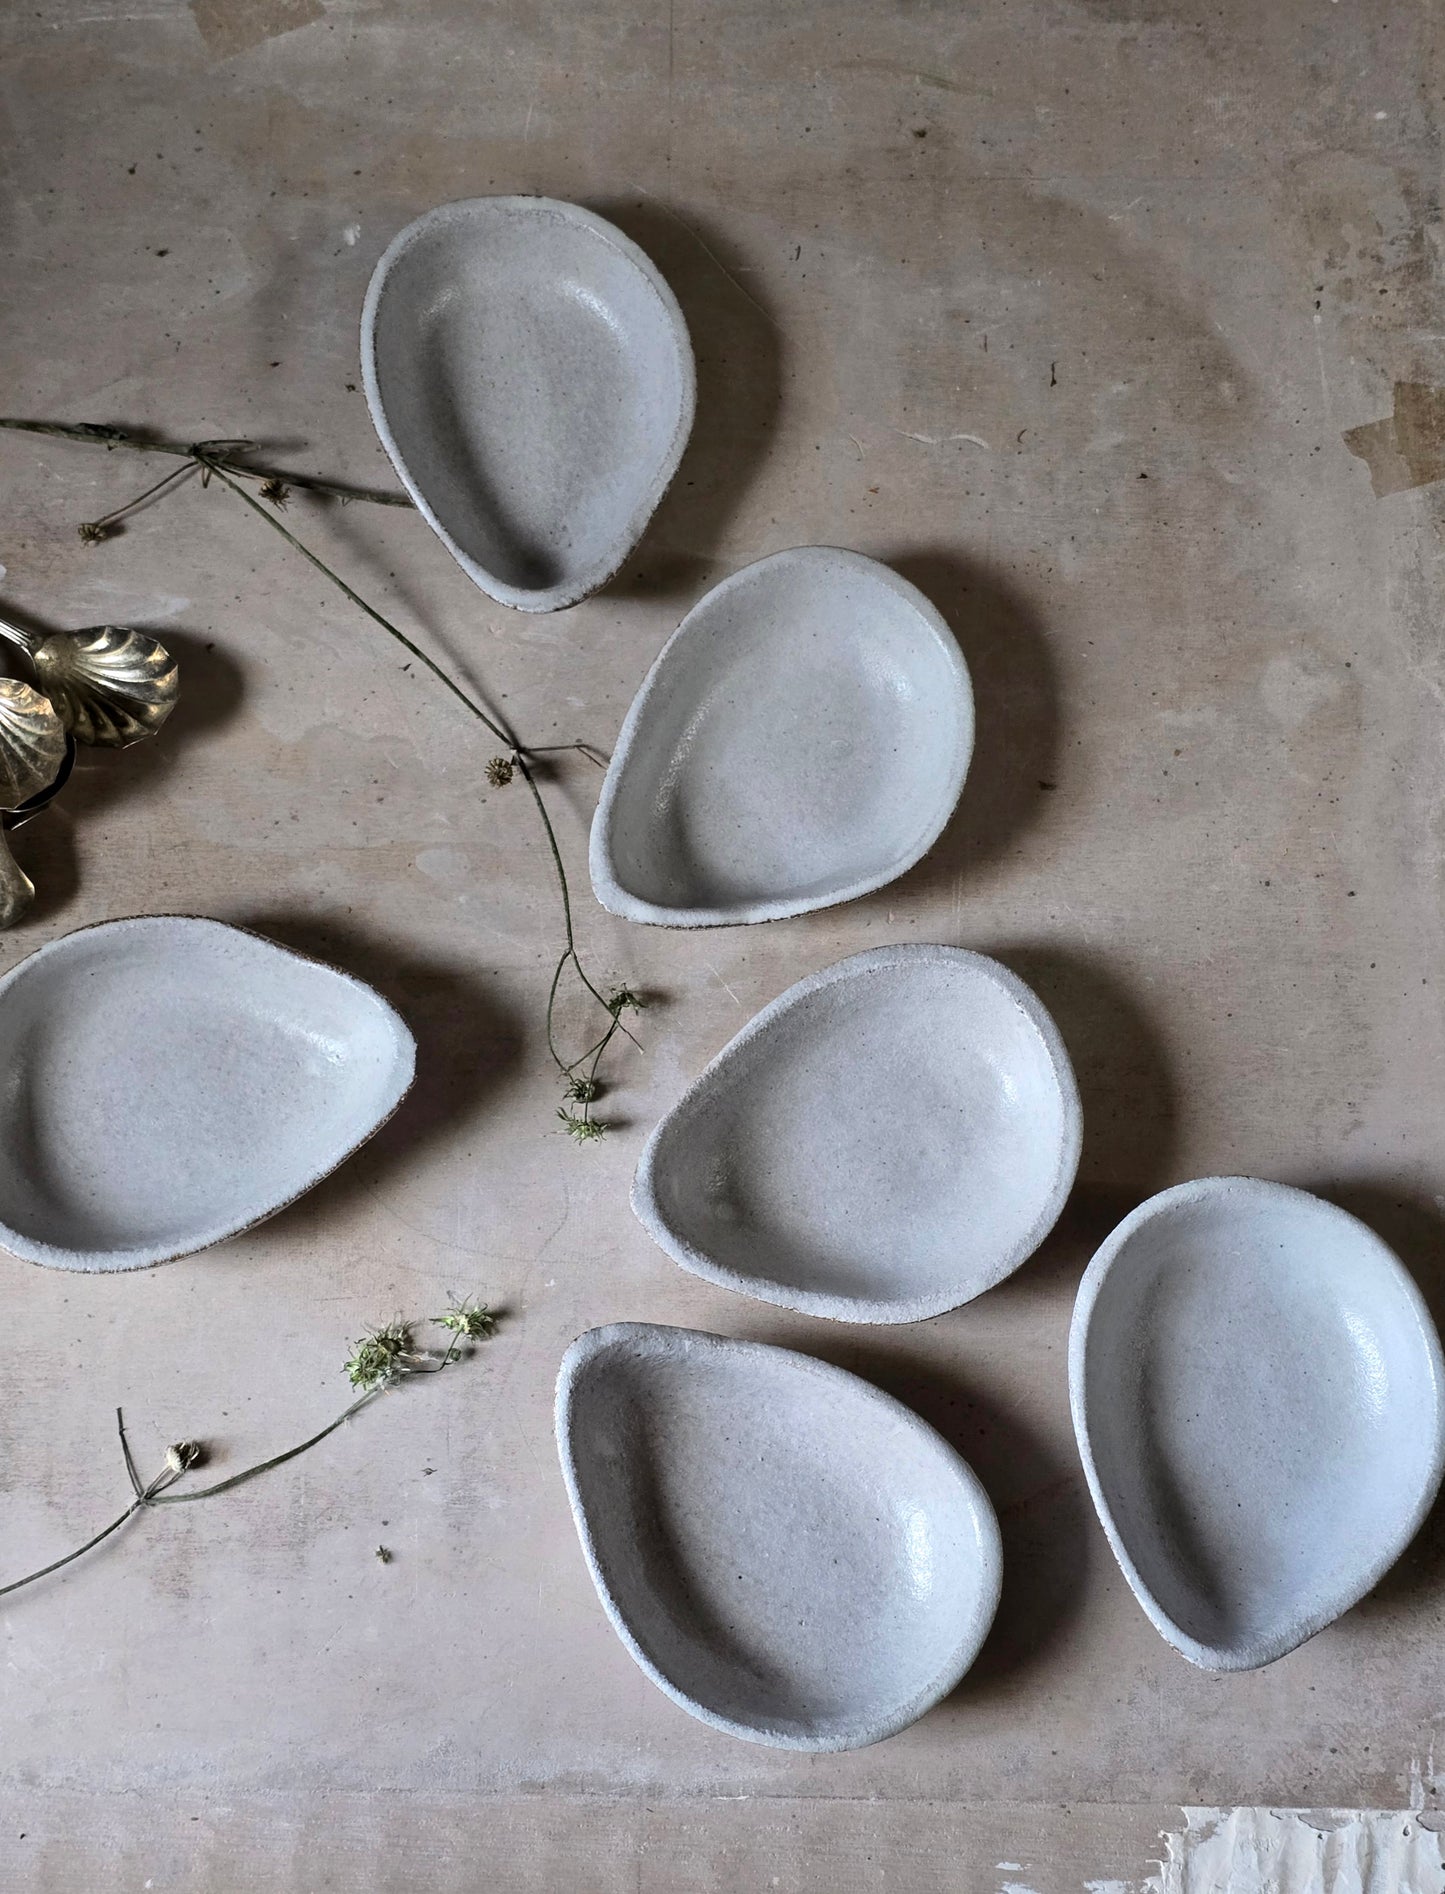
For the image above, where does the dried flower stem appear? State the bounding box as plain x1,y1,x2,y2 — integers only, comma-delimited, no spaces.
193,447,636,1128
144,1394,378,1505
81,459,200,537
0,419,411,507
0,1421,192,1601
0,1308,495,1600
0,418,641,1132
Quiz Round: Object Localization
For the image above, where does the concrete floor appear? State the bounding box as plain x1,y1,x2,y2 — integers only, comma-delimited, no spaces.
2,0,1444,1886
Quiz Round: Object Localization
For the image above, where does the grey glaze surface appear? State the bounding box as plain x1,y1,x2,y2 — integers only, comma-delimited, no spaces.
1070,1177,1445,1670
589,548,974,926
0,916,415,1272
633,945,1081,1323
555,1322,1002,1750
362,196,695,613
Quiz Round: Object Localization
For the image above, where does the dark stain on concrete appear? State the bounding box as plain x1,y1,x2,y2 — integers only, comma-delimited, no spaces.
1344,382,1445,496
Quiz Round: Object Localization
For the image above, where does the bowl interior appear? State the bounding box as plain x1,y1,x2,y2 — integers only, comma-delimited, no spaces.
0,920,412,1265
368,200,691,606
598,552,971,920
562,1328,996,1747
643,951,1075,1319
1079,1184,1444,1661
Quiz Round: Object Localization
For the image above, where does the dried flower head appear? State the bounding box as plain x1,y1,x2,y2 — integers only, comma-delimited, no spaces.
77,519,115,546
345,1319,416,1392
259,478,290,508
485,755,515,788
564,1074,599,1104
375,1544,392,1564
166,1441,202,1474
607,986,644,1016
557,1107,606,1143
434,1295,498,1341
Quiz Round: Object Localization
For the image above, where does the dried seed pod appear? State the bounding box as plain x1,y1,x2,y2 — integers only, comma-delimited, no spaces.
0,677,67,809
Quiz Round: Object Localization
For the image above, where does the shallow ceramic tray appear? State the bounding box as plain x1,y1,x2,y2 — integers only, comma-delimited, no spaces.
1070,1177,1445,1670
589,548,974,927
633,945,1080,1323
556,1323,1001,1750
0,916,415,1272
362,196,695,613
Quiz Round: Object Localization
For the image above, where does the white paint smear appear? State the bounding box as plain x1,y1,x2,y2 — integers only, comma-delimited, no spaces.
891,426,992,449
71,583,192,623
415,845,470,883
1154,1809,1445,1894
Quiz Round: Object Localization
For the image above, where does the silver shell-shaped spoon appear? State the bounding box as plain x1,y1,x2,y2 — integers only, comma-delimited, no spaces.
0,676,67,808
0,829,35,930
0,618,179,748
2,733,75,832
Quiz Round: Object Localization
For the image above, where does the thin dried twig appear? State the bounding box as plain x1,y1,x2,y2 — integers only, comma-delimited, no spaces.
0,1306,497,1600
0,419,640,1135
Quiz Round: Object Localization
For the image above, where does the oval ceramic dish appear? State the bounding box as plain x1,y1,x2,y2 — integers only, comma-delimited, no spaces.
0,916,415,1272
1070,1177,1445,1670
556,1323,1002,1750
633,946,1081,1323
362,196,695,613
589,548,974,926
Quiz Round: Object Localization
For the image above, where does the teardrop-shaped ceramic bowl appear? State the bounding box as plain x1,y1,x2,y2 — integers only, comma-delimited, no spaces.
1070,1177,1445,1670
0,916,415,1271
590,548,974,926
557,1323,1002,1750
362,197,695,613
633,946,1080,1323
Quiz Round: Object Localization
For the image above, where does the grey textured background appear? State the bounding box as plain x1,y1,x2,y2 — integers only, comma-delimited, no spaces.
1,0,1443,1884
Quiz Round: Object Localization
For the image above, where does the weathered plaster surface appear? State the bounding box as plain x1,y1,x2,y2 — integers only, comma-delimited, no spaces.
1,0,1443,1884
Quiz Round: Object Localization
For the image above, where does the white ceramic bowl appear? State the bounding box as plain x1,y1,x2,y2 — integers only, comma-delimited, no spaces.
0,916,415,1271
633,946,1081,1323
1070,1177,1445,1669
590,548,974,926
556,1323,1002,1750
362,196,695,613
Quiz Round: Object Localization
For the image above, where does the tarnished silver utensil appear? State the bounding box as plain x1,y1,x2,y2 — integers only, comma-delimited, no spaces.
0,684,69,929
0,830,34,929
0,617,179,747
1,733,75,832
0,676,67,808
